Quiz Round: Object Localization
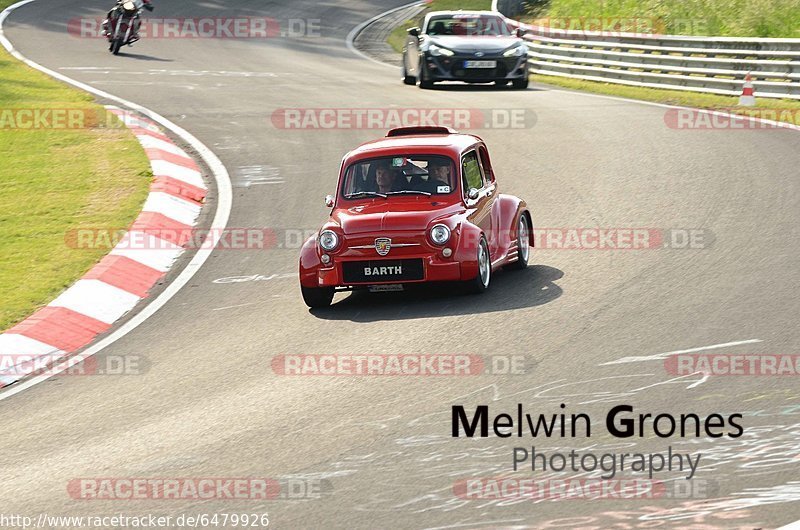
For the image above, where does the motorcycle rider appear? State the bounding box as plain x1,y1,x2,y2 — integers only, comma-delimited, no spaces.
102,0,154,42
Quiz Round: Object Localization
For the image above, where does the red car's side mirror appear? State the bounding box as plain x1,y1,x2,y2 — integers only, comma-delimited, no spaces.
324,195,335,207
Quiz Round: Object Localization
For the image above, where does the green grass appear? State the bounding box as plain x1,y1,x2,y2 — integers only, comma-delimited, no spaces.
533,73,800,124
0,15,151,331
529,0,800,37
387,0,493,53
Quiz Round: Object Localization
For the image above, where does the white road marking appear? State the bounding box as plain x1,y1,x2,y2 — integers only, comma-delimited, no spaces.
59,66,120,70
0,336,66,385
150,160,205,187
212,273,297,284
0,0,232,400
110,232,183,272
0,333,59,353
212,301,262,311
234,165,284,187
600,339,763,365
687,372,710,389
49,280,141,325
136,135,189,157
142,191,202,226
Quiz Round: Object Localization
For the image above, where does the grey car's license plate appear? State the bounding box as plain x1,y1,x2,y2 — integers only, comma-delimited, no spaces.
464,60,497,68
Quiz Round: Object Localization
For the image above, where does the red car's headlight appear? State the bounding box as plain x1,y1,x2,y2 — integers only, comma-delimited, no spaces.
429,224,451,246
318,230,340,251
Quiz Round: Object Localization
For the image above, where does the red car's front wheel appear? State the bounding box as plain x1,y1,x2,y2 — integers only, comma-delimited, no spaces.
465,237,491,294
301,285,334,308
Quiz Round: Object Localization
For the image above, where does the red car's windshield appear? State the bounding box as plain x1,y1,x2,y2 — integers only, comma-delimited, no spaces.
341,155,457,199
426,15,512,37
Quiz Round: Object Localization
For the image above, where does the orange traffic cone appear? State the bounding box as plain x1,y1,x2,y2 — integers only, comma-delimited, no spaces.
739,73,756,106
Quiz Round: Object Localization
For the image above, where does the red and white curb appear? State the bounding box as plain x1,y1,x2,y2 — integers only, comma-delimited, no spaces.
0,107,208,387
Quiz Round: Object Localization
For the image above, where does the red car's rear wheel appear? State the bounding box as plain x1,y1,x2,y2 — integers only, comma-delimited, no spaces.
506,214,530,270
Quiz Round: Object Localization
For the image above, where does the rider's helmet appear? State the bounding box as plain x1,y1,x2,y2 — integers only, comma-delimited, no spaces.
121,0,144,13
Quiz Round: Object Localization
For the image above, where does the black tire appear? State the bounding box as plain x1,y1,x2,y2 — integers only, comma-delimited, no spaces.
301,285,334,308
402,58,416,85
506,214,530,271
465,237,491,294
418,61,434,89
512,75,529,89
111,38,123,55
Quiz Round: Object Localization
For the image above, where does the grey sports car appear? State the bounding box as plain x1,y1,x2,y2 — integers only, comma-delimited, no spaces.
402,11,529,89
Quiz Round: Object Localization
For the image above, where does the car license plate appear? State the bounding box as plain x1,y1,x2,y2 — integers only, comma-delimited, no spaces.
464,60,496,68
369,284,404,292
342,259,424,283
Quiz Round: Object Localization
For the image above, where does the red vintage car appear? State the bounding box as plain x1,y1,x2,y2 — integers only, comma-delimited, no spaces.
299,126,533,308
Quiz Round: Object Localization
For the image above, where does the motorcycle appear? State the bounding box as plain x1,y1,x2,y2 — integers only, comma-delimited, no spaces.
103,0,154,55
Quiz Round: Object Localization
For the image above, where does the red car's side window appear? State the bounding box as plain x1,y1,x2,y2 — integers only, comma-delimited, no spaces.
478,146,494,184
461,151,485,197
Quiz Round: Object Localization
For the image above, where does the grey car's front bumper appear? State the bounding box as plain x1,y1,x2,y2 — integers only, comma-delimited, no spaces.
422,53,528,83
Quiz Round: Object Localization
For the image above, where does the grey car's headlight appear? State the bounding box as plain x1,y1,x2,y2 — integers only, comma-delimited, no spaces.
429,224,451,245
318,230,340,251
504,45,527,57
429,44,455,57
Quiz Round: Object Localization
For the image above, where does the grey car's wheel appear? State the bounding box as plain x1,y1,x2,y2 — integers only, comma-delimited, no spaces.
402,58,416,85
506,214,530,270
301,285,334,308
466,237,491,294
512,75,529,89
419,60,434,89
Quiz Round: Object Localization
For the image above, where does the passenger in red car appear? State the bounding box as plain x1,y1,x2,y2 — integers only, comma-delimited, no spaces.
430,160,451,185
375,163,396,194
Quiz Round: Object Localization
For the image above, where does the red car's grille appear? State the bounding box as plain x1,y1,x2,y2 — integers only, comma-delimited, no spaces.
342,234,431,258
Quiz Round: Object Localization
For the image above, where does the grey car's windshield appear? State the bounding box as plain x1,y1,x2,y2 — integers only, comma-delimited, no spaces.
426,15,512,37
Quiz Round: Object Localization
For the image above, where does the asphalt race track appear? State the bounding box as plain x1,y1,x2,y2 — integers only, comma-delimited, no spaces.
2,0,800,528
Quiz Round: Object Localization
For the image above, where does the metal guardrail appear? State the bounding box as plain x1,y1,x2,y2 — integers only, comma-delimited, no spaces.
491,0,800,99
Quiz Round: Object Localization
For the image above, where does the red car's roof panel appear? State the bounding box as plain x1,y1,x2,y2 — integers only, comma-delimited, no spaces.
345,133,481,163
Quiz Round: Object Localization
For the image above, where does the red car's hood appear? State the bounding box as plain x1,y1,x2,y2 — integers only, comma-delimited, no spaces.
331,200,461,235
